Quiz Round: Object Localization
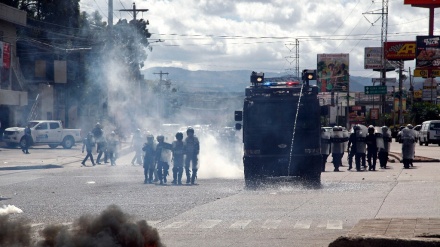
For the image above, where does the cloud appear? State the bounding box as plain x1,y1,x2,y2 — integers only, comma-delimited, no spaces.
80,0,434,76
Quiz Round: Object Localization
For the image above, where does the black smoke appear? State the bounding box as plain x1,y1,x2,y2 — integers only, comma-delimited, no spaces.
0,205,164,247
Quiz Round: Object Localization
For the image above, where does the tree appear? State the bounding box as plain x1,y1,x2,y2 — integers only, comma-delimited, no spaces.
409,102,440,124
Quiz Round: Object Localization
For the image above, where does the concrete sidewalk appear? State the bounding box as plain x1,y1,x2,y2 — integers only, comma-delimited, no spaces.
330,218,440,246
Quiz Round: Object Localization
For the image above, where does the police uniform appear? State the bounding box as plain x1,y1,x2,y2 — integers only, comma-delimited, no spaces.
172,132,185,185
156,135,172,185
184,127,200,185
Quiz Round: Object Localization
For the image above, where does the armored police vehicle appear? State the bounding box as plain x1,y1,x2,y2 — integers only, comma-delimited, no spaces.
235,71,322,187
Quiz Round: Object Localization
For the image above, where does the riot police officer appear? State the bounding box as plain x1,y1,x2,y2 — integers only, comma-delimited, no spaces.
330,126,346,172
172,132,185,185
320,128,331,172
156,135,172,185
142,134,156,184
81,132,96,166
365,125,378,171
131,129,143,166
378,126,392,169
92,122,103,153
401,124,416,169
184,127,200,185
347,125,359,171
107,131,118,166
355,125,367,171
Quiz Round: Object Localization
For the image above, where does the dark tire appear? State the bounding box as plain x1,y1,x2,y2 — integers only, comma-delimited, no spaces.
302,171,321,185
244,162,262,189
62,137,74,149
48,144,58,149
6,142,17,148
425,142,429,146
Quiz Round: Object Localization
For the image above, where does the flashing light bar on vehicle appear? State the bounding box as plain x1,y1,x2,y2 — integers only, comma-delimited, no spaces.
263,81,300,87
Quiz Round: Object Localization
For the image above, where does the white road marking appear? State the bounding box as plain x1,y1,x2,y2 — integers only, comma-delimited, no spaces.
229,220,251,229
327,220,343,229
262,220,281,229
294,220,312,229
31,223,44,227
163,221,191,229
197,220,222,228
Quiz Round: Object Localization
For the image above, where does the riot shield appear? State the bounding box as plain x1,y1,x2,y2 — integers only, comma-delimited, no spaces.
342,128,350,151
321,129,331,155
382,127,392,152
401,128,416,159
355,124,367,154
331,127,345,154
374,126,384,151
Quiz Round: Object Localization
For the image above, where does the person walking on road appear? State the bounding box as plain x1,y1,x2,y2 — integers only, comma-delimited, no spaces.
107,131,118,166
155,135,172,185
131,129,143,166
142,134,156,184
22,124,32,154
378,126,392,169
184,127,200,185
82,132,96,166
365,125,378,171
171,132,185,185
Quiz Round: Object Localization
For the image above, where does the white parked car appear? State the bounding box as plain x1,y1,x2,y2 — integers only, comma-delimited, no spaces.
2,120,82,149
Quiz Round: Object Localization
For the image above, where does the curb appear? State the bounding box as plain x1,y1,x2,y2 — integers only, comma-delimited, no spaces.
329,235,440,247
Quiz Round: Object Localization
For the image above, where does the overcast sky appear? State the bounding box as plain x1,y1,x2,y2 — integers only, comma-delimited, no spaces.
79,0,438,78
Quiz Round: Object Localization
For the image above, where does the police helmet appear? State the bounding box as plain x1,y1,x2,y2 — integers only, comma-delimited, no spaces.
175,132,183,140
186,127,194,134
368,125,375,133
146,134,154,140
382,126,389,131
407,124,414,129
156,135,164,142
353,125,361,131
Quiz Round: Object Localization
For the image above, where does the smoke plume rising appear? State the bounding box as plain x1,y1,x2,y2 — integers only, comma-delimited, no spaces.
0,205,164,247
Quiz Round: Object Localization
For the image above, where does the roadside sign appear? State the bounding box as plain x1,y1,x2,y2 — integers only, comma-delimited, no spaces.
365,85,387,95
414,69,440,77
371,78,397,84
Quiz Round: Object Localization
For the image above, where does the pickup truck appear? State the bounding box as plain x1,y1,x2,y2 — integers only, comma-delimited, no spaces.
2,120,82,149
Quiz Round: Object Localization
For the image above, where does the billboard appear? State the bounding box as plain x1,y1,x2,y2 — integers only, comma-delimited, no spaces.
0,41,11,69
404,0,440,5
316,53,349,92
364,47,383,69
384,41,416,60
416,36,440,70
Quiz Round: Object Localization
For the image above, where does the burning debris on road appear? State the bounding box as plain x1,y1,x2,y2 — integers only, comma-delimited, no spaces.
0,204,164,247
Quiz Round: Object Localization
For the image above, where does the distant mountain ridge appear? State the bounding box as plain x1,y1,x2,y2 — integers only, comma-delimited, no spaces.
141,67,424,93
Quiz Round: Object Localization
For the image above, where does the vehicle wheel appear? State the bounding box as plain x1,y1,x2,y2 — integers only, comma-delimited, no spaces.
244,162,262,189
48,144,58,149
62,137,74,149
425,142,429,146
302,171,321,186
6,142,17,148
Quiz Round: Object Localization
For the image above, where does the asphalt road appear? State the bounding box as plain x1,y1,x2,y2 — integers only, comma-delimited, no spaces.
0,141,439,247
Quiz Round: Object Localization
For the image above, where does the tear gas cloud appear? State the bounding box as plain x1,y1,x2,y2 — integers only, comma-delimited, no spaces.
0,204,164,247
78,17,245,180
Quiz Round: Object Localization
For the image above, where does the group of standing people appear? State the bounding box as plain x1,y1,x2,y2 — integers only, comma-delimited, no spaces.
321,123,413,172
81,122,119,167
138,127,200,185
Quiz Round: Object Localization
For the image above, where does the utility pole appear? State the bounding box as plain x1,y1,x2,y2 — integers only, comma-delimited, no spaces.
284,39,300,80
154,71,170,118
119,2,149,22
380,0,389,122
108,0,113,28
